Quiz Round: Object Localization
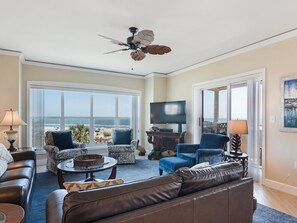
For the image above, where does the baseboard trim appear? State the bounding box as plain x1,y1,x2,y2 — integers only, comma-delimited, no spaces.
263,178,297,196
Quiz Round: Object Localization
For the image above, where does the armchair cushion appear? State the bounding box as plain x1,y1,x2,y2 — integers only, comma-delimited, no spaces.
196,149,224,164
177,153,196,165
199,133,229,149
112,129,132,145
52,131,74,150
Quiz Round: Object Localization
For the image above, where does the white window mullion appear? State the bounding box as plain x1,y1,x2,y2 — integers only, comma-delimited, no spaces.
89,94,95,146
115,96,119,127
131,96,138,139
61,91,65,130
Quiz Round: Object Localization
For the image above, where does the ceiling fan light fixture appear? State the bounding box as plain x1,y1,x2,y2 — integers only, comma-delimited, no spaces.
130,51,146,61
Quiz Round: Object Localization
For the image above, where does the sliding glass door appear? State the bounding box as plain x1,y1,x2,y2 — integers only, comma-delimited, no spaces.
202,87,227,135
193,70,264,182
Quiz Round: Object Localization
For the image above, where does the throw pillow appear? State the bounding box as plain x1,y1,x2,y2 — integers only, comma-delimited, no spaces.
52,131,74,150
0,143,14,163
190,162,210,170
0,160,7,177
63,178,124,192
112,129,132,145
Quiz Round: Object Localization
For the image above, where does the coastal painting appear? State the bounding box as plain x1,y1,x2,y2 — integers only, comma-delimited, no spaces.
281,75,297,132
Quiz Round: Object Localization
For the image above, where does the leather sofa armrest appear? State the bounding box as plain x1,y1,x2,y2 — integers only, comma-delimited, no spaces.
46,189,68,223
0,185,25,205
177,144,200,153
11,150,36,162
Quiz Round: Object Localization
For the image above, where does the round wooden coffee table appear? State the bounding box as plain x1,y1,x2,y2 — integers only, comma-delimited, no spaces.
57,156,117,189
0,203,24,223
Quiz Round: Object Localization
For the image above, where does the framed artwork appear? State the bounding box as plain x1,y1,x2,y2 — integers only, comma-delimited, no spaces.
280,74,297,132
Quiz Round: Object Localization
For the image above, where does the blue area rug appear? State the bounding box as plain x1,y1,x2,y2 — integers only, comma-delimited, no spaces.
30,159,297,223
254,203,297,223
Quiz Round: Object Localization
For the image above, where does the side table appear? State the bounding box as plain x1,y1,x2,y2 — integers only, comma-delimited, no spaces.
0,203,24,223
223,152,248,177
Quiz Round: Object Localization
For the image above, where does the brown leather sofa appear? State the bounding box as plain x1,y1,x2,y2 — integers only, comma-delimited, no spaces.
46,162,256,223
0,150,36,223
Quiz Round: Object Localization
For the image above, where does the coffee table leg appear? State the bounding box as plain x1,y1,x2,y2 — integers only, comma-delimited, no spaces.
109,165,117,179
57,169,65,189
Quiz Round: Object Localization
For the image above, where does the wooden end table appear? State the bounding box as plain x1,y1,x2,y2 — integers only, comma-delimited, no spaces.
0,203,24,223
57,156,118,189
223,152,248,177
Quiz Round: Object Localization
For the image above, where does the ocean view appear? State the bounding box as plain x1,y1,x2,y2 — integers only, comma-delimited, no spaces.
44,117,130,129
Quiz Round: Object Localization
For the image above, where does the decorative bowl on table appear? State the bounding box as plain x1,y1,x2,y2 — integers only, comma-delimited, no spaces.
74,154,104,168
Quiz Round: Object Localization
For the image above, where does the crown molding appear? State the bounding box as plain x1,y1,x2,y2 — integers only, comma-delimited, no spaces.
144,72,168,79
23,60,145,79
168,28,297,77
0,49,23,58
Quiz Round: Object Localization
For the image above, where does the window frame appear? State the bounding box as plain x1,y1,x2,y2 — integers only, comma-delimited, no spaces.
27,81,142,148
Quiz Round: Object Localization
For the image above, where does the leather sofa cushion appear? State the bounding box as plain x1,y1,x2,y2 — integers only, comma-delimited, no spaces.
7,160,35,170
62,174,182,223
176,161,242,196
0,167,33,182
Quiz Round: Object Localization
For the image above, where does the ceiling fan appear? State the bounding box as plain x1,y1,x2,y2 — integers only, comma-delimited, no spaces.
98,27,172,61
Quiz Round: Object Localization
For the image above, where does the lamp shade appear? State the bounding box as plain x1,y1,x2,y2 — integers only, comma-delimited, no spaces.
227,120,248,134
0,109,26,127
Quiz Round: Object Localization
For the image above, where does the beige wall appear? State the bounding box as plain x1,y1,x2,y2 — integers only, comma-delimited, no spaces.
1,34,297,194
21,64,146,146
0,54,22,148
167,36,297,191
144,75,167,151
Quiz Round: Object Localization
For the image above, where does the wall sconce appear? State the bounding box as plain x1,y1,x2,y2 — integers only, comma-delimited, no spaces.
0,109,27,152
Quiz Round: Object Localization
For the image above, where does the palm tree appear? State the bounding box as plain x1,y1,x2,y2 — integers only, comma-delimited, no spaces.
69,124,90,144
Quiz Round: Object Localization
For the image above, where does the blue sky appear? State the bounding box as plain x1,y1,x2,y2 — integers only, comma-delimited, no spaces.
203,86,247,121
44,90,132,117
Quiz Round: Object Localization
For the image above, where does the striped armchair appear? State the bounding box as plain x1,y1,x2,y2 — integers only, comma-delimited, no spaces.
44,131,87,174
107,128,138,164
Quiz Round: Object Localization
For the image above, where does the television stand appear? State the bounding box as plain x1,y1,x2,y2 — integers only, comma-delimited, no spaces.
146,131,186,160
178,123,183,133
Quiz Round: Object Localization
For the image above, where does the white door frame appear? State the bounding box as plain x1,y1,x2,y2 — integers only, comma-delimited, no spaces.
192,68,266,182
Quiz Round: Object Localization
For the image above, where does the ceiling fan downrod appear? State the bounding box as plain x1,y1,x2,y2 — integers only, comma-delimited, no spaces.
127,27,139,50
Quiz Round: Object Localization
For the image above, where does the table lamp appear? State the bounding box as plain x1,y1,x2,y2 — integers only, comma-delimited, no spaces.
0,109,27,152
227,120,248,155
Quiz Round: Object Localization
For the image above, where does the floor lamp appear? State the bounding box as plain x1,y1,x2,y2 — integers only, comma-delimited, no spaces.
227,120,248,155
0,109,27,152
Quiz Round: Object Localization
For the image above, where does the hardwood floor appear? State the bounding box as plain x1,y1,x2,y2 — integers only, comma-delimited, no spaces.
254,182,297,218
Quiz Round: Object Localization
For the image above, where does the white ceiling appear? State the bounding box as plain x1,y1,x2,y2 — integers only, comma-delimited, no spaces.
1,0,297,76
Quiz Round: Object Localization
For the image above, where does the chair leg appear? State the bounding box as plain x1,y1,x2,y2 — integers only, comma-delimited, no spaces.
159,169,163,176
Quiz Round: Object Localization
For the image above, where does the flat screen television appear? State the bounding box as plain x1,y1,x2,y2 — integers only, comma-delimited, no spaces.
150,100,186,132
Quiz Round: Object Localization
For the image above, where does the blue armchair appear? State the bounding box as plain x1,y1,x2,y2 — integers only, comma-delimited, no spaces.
176,133,229,165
